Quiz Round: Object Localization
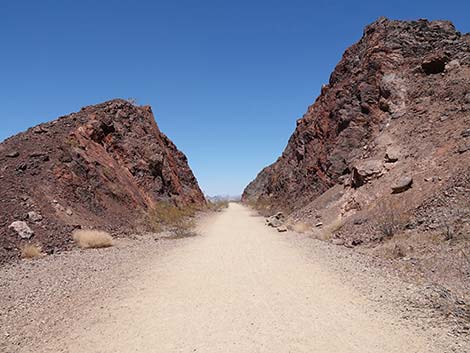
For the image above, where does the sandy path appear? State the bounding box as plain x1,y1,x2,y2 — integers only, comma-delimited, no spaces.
50,203,437,353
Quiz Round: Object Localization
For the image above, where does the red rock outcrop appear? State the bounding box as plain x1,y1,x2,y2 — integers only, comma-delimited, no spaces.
242,18,470,213
0,99,205,262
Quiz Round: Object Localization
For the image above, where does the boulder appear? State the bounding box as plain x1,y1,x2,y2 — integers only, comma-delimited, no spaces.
384,147,400,163
391,176,413,193
351,160,383,187
29,152,49,162
27,211,43,222
6,151,19,158
9,221,34,239
32,126,49,134
266,217,281,227
445,59,460,71
277,225,288,232
457,143,470,154
266,212,285,227
465,93,470,104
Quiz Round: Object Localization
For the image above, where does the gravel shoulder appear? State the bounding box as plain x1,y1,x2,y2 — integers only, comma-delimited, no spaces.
0,233,194,352
0,204,468,352
281,229,469,352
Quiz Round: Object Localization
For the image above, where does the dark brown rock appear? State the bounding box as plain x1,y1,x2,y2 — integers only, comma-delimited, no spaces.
351,160,383,188
422,53,449,75
385,147,400,163
457,143,470,154
391,177,413,193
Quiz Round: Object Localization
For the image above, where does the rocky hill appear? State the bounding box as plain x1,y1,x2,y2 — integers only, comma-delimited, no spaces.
0,99,205,263
242,18,470,292
243,18,469,210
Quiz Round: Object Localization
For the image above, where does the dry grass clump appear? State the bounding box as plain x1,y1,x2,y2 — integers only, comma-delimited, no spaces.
147,202,196,236
381,241,408,259
372,232,413,259
20,244,43,259
245,197,276,216
312,217,344,241
208,200,229,212
375,197,408,238
72,230,113,249
290,222,311,234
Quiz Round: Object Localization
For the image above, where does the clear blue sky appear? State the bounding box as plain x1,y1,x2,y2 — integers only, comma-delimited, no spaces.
1,0,469,195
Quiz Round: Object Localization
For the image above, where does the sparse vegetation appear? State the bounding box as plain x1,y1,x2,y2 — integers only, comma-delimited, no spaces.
147,201,197,237
443,222,455,241
20,244,43,259
290,222,311,234
312,217,344,241
208,200,229,212
385,242,407,259
72,230,113,249
245,197,290,217
376,198,407,238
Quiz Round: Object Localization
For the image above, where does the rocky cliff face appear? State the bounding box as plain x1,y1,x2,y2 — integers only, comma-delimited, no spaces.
0,99,205,262
243,18,470,213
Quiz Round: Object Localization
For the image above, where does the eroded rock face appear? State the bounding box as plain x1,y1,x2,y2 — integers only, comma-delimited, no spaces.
242,17,470,212
0,99,205,262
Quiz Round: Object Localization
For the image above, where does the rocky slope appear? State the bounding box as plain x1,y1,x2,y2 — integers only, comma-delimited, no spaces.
0,99,205,263
242,18,470,295
243,17,469,211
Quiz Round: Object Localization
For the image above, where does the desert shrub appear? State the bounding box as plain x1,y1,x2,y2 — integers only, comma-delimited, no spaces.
378,214,399,237
290,222,311,234
246,197,270,210
208,200,229,212
443,222,455,241
374,233,411,259
313,217,344,241
20,244,43,259
245,197,290,217
72,230,113,249
147,202,196,236
375,197,407,238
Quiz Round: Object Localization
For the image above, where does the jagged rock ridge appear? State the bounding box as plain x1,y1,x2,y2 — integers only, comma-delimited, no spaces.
0,99,205,262
243,17,470,212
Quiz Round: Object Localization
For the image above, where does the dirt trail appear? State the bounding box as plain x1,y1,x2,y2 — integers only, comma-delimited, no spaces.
47,203,438,353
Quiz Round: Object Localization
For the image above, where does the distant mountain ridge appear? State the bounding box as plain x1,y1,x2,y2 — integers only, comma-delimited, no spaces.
206,195,241,202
